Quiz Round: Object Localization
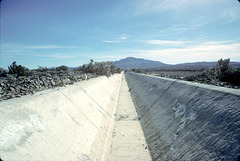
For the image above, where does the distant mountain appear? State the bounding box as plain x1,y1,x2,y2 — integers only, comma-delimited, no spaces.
113,57,168,69
230,62,240,68
114,57,240,70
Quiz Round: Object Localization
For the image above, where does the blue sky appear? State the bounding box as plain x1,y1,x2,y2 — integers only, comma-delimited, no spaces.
1,0,240,69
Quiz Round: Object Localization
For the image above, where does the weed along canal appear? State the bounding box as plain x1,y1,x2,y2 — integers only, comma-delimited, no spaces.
0,73,240,160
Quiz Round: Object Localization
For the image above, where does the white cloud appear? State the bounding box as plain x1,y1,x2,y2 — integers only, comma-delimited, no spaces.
102,40,119,43
102,36,127,43
2,43,66,51
27,45,63,49
136,41,240,64
158,24,190,36
133,0,212,16
120,37,127,40
146,40,185,46
1,43,87,61
42,53,77,59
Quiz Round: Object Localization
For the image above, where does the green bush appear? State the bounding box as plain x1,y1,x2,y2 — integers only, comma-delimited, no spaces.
56,65,68,71
37,66,49,72
216,58,240,86
86,59,94,73
79,60,121,77
8,61,29,77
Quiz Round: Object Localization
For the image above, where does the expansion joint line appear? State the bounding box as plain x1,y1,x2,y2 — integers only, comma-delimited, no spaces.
58,90,99,129
98,83,113,97
78,86,116,121
139,80,176,118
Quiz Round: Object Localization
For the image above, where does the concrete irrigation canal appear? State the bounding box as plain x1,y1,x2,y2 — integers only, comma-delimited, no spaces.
0,73,240,160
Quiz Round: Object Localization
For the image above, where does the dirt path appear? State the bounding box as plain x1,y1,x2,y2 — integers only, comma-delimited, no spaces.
109,74,152,161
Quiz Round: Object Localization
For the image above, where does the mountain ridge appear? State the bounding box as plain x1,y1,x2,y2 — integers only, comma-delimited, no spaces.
113,57,240,69
113,57,168,69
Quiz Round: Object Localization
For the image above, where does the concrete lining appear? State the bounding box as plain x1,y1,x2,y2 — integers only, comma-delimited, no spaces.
110,74,152,161
1,72,240,160
125,72,240,161
0,74,122,161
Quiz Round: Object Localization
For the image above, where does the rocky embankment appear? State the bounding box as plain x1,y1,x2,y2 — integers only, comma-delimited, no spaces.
0,70,97,101
155,70,240,89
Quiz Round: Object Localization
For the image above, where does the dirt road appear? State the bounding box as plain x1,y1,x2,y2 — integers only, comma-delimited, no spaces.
109,74,152,161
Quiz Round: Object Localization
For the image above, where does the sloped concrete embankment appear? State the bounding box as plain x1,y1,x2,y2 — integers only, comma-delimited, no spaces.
0,74,122,161
125,72,240,161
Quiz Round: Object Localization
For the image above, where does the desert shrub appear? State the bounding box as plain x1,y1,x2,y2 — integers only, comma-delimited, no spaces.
56,65,68,71
79,64,87,73
92,62,105,75
216,58,240,86
92,61,115,77
8,61,29,77
219,67,240,86
79,60,121,77
217,58,230,73
131,68,136,72
116,68,121,73
37,66,49,72
86,59,94,73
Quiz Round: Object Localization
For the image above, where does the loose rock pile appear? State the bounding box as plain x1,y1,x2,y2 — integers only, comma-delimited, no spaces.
0,70,97,101
184,70,240,89
156,70,240,89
